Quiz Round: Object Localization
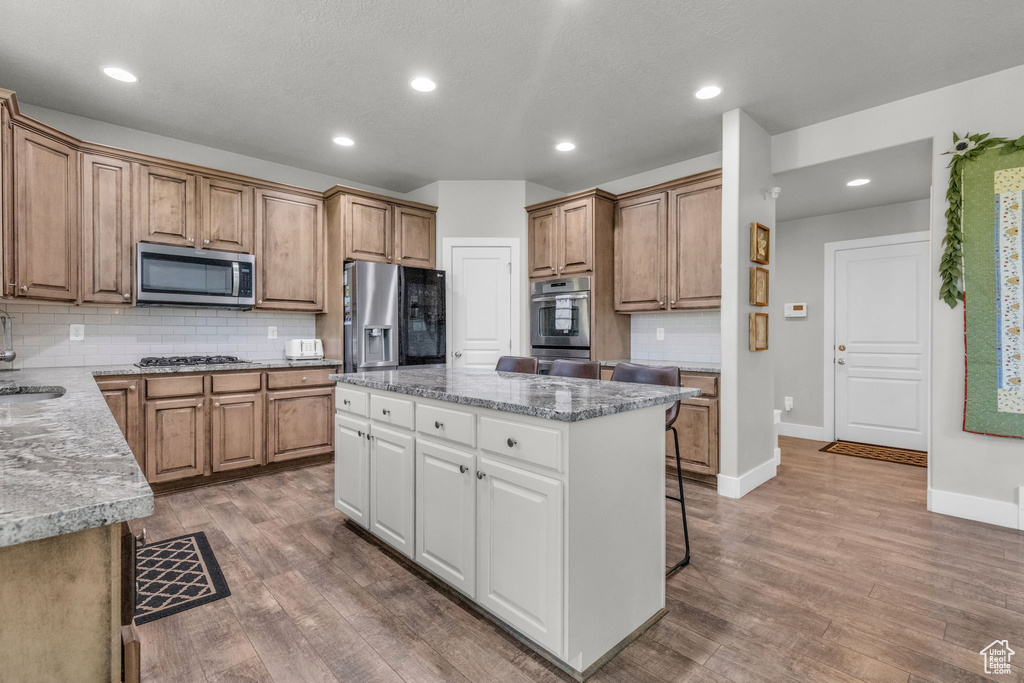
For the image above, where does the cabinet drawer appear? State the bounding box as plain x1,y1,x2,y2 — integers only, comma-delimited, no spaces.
211,372,262,394
416,403,476,448
678,373,717,398
145,375,204,399
479,417,562,472
370,394,415,431
266,367,336,389
336,386,369,417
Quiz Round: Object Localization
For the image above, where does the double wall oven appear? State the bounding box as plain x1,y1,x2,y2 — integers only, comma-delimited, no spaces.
530,276,592,373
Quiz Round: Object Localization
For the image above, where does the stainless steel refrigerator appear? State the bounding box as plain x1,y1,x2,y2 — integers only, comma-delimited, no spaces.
343,261,446,373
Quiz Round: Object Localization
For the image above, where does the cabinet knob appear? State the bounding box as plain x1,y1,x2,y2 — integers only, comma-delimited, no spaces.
204,239,210,244
302,376,308,382
123,293,131,299
670,300,676,305
343,399,351,405
382,408,390,416
257,300,262,304
128,385,136,392
366,432,371,440
658,300,664,305
20,285,28,292
506,437,517,448
188,237,195,243
268,396,275,401
357,431,363,437
453,351,462,358
197,401,203,407
476,470,486,479
459,465,468,474
214,402,220,407
434,420,443,429
837,358,846,365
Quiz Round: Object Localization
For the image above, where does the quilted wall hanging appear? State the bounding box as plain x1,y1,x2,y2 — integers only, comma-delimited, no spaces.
942,133,1024,438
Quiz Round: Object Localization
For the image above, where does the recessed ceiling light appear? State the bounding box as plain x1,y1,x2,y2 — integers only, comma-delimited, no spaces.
694,85,722,99
556,142,576,152
332,136,355,147
846,178,870,187
410,77,436,92
103,67,138,83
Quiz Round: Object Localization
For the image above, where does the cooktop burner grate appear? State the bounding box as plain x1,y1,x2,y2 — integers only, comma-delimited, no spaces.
135,355,252,368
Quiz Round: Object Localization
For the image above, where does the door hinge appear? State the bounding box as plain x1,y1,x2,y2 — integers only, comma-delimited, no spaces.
506,262,512,273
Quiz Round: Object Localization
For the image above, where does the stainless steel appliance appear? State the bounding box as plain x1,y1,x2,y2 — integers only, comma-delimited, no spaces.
530,276,592,373
398,267,446,368
344,261,399,373
135,355,252,368
136,243,255,309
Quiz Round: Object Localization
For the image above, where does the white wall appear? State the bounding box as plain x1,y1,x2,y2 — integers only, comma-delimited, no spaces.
771,62,1024,528
774,200,930,433
719,109,777,496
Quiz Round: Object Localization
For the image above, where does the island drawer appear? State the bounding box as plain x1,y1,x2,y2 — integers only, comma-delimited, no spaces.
336,386,369,417
266,368,336,389
211,372,262,394
416,403,476,447
146,374,204,398
479,417,562,472
370,394,415,430
678,373,717,398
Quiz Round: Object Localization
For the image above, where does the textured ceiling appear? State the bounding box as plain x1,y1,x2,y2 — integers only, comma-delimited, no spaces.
775,140,933,222
1,1,1021,193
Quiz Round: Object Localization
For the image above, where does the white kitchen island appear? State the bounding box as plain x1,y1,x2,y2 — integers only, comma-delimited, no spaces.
331,367,699,680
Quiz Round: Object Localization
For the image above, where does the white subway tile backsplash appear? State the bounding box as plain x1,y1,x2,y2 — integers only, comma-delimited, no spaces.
0,302,316,370
629,310,721,364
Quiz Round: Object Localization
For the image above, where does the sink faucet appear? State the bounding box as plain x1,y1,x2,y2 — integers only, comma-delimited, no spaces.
0,312,16,363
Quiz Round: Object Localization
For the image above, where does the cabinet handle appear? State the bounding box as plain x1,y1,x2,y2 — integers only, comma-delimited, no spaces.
382,408,390,416
476,470,486,479
506,437,517,448
214,402,220,407
123,293,131,299
434,420,444,429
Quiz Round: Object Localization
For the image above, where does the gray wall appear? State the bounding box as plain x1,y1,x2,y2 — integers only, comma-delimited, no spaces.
772,200,930,430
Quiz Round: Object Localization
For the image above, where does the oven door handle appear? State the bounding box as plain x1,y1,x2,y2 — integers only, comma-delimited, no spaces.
231,262,240,297
532,294,588,303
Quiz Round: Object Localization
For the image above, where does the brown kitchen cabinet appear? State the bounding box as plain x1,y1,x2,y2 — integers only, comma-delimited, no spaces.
199,176,253,253
96,378,142,466
266,386,335,462
81,153,133,304
614,192,667,311
346,194,392,263
527,191,613,280
10,124,79,301
254,188,324,311
324,186,437,268
145,395,207,483
528,206,558,278
136,163,197,247
394,204,436,268
210,392,264,472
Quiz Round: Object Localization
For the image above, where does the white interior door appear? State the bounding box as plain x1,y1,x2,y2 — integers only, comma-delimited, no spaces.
834,240,928,450
449,245,512,368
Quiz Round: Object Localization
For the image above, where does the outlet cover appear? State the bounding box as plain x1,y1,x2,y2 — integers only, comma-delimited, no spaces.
784,396,794,411
656,327,665,341
69,324,85,341
267,326,278,340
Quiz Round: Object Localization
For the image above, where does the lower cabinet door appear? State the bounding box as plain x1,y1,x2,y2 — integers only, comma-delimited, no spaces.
668,397,719,476
266,387,334,462
335,414,370,528
210,393,264,472
145,397,206,483
369,424,415,557
476,456,563,655
96,378,142,467
415,438,476,596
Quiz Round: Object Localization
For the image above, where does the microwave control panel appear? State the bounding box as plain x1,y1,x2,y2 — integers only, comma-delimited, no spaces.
238,263,254,297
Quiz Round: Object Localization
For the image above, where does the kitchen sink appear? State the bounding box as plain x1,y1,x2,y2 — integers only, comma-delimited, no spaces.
0,391,65,404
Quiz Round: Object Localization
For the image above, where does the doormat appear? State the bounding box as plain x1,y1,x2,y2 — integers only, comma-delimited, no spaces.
819,441,927,468
136,531,230,625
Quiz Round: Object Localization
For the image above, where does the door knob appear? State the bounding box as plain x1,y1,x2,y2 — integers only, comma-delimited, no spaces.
838,344,846,351
837,358,846,365
459,465,468,474
454,351,462,358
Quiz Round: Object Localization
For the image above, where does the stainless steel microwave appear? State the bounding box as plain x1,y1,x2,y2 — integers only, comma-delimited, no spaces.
136,243,256,308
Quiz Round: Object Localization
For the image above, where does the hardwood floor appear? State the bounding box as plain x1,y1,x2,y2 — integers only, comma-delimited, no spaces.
131,436,1024,682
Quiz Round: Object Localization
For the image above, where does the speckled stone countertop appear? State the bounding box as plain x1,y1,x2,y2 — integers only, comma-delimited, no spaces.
600,359,722,374
0,359,342,549
332,367,700,422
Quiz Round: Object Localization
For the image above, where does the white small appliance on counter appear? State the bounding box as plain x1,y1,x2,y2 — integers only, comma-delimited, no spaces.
285,339,324,360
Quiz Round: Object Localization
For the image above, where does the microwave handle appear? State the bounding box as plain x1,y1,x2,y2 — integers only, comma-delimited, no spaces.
231,262,240,297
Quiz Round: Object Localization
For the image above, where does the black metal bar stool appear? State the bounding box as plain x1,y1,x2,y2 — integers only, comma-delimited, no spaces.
548,359,601,379
495,356,539,374
610,362,691,574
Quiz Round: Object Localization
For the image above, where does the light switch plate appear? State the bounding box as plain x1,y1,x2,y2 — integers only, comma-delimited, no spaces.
784,396,794,411
69,324,85,341
267,326,278,340
656,327,665,341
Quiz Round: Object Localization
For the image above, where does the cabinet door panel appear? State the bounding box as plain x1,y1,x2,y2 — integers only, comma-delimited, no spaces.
669,185,722,309
211,393,263,472
255,189,324,311
145,397,205,483
559,198,593,275
369,424,415,558
137,165,196,247
335,414,370,528
477,456,562,655
97,378,142,467
528,208,558,279
13,126,78,301
346,195,392,263
200,177,253,253
667,397,719,476
614,193,667,312
394,205,435,268
266,387,333,462
416,438,475,595
81,154,132,304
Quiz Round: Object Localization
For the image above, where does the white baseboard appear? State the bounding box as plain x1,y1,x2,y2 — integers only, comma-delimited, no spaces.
718,458,777,499
928,488,1021,530
776,421,830,441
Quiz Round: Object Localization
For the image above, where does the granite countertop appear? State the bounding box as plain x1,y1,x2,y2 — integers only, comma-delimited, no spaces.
600,359,722,374
332,367,700,422
0,358,343,549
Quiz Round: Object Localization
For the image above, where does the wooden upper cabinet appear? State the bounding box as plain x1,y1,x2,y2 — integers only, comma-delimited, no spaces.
199,176,253,253
528,207,558,279
559,198,594,276
12,126,78,301
394,205,435,268
346,195,392,263
614,192,667,311
668,184,722,310
255,188,324,311
137,164,196,247
81,153,133,304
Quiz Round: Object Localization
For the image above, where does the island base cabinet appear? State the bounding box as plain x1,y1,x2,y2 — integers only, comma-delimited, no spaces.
369,425,415,558
476,456,563,657
335,414,370,528
415,438,476,596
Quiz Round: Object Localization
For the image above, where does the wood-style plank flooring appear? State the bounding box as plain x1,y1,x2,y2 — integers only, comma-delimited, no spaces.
132,436,1024,682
